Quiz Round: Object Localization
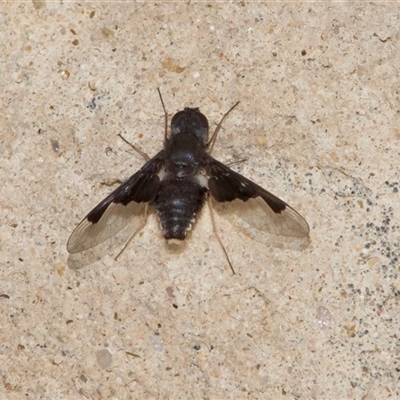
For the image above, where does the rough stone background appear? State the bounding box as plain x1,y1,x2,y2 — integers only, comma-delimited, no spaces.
1,2,399,399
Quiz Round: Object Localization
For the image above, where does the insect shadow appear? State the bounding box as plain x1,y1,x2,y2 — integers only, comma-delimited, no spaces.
67,89,310,274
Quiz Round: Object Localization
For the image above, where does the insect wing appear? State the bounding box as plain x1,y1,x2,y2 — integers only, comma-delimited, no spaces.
207,158,309,237
67,153,164,253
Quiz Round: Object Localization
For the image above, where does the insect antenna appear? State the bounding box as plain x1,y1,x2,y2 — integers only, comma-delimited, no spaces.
157,88,169,140
207,101,240,154
115,204,149,260
207,196,236,275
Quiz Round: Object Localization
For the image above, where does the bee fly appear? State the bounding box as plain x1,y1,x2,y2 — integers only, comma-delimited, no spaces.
67,89,310,274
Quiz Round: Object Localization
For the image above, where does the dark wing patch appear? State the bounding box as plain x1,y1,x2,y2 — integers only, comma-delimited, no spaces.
206,158,309,237
67,153,164,253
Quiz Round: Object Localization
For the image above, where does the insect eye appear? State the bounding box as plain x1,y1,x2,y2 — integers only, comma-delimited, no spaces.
171,108,209,141
170,111,186,135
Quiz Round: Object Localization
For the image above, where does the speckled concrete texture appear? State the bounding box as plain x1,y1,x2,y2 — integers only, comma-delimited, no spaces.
1,2,399,399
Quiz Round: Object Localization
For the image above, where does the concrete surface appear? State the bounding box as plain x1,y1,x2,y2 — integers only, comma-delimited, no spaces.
1,2,399,399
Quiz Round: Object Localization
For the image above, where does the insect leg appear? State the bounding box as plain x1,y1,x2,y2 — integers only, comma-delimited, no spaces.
207,195,236,275
157,88,169,140
114,203,149,260
118,133,150,162
225,157,248,168
207,101,240,154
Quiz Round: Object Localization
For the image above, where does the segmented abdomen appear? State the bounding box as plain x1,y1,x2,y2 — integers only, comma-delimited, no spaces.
151,178,207,240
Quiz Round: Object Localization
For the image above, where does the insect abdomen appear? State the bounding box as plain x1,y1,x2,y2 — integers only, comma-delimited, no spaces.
152,178,207,240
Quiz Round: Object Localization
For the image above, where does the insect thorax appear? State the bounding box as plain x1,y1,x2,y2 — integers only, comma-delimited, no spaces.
164,132,207,178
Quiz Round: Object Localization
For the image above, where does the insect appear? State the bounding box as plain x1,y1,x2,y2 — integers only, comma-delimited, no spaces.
67,90,309,273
